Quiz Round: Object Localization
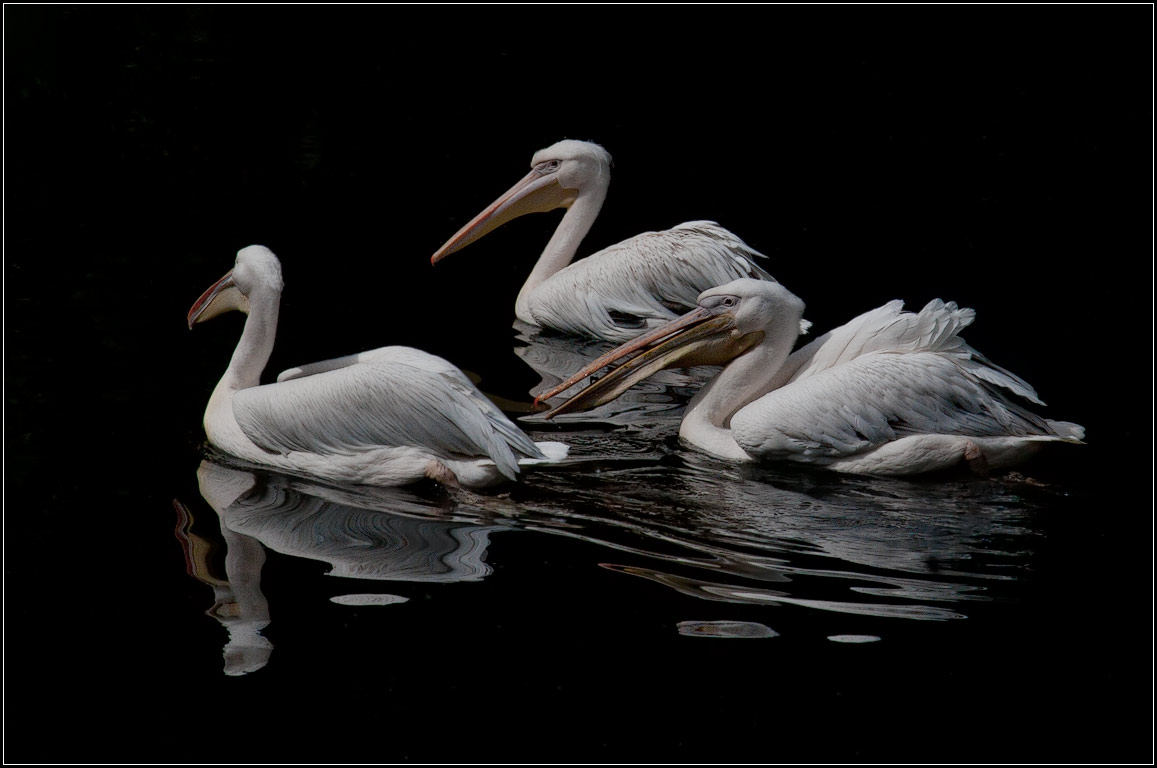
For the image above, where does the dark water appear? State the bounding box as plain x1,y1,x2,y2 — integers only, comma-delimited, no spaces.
5,6,1152,764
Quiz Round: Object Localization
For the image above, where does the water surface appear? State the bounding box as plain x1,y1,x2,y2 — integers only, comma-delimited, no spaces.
5,6,1151,763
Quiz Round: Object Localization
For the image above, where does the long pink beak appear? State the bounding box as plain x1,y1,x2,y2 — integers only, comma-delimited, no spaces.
430,167,574,265
535,307,760,420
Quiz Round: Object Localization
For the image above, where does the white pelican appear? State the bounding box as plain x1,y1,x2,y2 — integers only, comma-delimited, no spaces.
430,139,776,342
537,279,1084,476
188,245,567,488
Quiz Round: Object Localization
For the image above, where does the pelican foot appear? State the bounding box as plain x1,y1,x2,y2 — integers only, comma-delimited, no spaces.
964,440,990,475
425,460,462,489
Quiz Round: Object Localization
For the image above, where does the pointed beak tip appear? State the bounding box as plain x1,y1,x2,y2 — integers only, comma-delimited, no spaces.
430,242,456,265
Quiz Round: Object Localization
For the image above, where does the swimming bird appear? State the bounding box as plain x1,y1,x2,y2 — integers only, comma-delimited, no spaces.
537,279,1084,475
430,139,776,342
188,245,567,488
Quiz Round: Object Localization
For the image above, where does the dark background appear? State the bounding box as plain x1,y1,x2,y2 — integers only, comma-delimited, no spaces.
5,5,1152,763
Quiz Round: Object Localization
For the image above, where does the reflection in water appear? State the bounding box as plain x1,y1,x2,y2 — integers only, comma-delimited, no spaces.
677,620,779,639
513,449,1057,625
177,425,1065,674
177,454,511,675
175,494,271,677
827,634,882,644
330,594,409,606
217,473,500,584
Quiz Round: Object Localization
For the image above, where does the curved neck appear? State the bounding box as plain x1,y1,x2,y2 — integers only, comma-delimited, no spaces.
219,291,280,393
515,181,608,320
679,337,795,461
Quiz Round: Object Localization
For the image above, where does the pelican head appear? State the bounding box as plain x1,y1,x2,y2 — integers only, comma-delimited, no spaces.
187,245,284,329
430,139,613,264
538,279,807,418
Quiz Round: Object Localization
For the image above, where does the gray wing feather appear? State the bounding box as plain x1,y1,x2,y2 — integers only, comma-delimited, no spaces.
735,353,1061,461
736,299,1063,460
787,298,1044,405
275,353,363,383
528,221,775,340
233,347,543,480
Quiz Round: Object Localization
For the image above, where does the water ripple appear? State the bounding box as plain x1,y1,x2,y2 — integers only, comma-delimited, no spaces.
178,432,1069,675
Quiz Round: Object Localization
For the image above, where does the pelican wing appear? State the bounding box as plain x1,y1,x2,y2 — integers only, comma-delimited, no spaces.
733,351,1060,462
275,353,364,383
782,299,1044,405
233,347,544,480
527,221,775,341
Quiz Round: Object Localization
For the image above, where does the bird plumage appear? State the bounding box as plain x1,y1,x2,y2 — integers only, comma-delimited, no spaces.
523,220,775,340
731,295,1084,471
190,246,566,488
541,279,1083,475
430,140,776,342
235,347,548,481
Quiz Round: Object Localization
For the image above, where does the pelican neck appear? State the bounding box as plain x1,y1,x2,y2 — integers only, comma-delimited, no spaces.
515,180,608,322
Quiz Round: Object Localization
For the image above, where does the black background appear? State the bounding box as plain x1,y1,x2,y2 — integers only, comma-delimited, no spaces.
5,5,1152,764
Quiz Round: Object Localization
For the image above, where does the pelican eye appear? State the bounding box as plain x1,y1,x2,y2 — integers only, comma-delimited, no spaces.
699,294,739,313
535,159,561,174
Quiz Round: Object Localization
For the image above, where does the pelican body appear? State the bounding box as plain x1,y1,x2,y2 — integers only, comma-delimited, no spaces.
189,246,566,488
539,279,1084,476
430,140,776,342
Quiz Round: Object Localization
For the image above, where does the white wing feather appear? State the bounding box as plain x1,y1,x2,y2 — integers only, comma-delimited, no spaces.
735,300,1067,461
783,299,1044,404
733,353,1062,462
526,221,775,341
233,347,544,481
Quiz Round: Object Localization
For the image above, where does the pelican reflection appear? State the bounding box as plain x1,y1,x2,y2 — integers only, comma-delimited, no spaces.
177,455,516,675
176,444,1060,674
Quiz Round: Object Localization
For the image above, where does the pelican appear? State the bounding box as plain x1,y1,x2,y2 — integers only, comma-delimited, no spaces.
537,279,1084,476
430,139,776,342
188,245,567,488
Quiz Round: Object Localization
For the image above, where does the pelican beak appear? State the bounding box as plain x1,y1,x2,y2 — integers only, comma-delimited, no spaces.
536,307,763,419
430,167,576,264
187,269,248,329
